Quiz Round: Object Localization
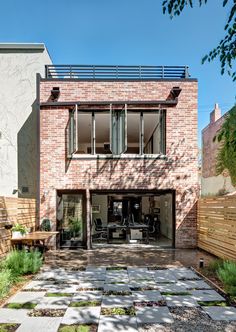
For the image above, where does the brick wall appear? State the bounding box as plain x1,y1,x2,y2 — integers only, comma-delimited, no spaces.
39,79,199,248
202,112,226,178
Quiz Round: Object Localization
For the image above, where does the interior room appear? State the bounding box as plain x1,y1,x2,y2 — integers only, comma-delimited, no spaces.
91,191,174,247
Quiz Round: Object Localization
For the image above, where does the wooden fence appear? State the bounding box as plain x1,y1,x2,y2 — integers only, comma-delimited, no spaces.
0,196,37,257
198,196,236,260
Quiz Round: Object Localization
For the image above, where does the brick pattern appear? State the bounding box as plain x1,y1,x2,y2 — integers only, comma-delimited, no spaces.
202,115,226,178
39,80,199,248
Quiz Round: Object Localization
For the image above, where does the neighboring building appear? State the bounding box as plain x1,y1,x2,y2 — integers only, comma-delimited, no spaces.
39,65,199,249
0,43,52,198
202,104,235,196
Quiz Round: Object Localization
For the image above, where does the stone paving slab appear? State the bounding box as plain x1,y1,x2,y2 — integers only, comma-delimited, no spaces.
105,276,129,283
132,290,163,302
44,284,78,293
136,306,174,324
98,315,138,332
78,281,104,289
153,270,177,283
178,280,212,290
127,267,148,273
72,291,103,301
23,280,57,290
35,297,71,309
164,295,199,307
157,283,189,293
86,266,107,273
129,280,157,289
172,270,200,280
15,317,62,332
62,307,101,324
191,289,226,302
0,309,29,323
79,272,106,281
203,306,236,321
104,284,131,292
8,291,46,303
128,272,154,280
102,295,134,307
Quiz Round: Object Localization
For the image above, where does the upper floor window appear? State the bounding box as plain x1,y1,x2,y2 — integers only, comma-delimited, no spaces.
67,105,166,157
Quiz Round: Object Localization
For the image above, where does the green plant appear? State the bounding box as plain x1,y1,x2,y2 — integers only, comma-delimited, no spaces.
162,1,236,81
213,106,236,186
40,218,51,231
198,301,227,307
11,224,27,235
101,307,136,316
161,292,191,296
58,325,94,332
0,269,13,298
4,249,42,277
68,217,82,239
217,261,236,295
6,302,36,309
0,324,19,332
69,301,101,307
46,292,73,297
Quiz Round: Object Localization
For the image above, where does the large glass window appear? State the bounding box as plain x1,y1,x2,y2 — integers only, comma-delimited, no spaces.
67,106,166,156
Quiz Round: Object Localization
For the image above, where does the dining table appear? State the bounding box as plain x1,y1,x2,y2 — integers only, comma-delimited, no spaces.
11,231,59,252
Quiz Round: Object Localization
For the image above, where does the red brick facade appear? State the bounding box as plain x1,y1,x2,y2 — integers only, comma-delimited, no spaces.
202,107,226,178
39,79,199,248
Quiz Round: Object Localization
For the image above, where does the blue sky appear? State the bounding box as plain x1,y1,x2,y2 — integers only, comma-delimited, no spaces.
0,0,235,145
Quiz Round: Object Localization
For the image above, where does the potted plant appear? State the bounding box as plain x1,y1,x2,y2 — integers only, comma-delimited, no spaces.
11,223,28,239
68,217,82,243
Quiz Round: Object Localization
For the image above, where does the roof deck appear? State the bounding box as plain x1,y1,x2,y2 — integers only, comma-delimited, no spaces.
45,64,191,80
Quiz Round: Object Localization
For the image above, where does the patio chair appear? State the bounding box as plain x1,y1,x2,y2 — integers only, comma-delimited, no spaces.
93,218,107,240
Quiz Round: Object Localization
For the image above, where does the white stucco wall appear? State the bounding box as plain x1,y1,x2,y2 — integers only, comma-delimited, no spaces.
201,175,235,196
0,44,52,197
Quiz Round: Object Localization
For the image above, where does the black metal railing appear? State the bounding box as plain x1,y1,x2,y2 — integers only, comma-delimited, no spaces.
45,65,190,79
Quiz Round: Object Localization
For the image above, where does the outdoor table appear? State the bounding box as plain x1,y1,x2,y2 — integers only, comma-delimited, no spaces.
11,231,59,251
107,223,149,244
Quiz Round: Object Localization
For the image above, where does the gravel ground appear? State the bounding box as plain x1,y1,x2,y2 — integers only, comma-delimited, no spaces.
138,307,236,332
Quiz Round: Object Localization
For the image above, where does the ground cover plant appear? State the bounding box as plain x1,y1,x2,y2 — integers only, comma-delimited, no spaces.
28,308,66,317
0,323,20,332
101,307,135,316
58,324,97,332
103,290,132,296
217,261,236,296
46,292,74,297
161,292,191,296
5,302,36,309
0,249,42,301
198,301,227,307
134,300,166,307
106,267,127,270
69,300,101,307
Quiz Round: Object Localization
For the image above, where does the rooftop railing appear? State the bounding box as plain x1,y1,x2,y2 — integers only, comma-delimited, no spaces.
45,65,190,80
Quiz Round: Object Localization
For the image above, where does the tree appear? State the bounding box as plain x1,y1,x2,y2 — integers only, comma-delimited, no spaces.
213,105,236,186
162,0,236,81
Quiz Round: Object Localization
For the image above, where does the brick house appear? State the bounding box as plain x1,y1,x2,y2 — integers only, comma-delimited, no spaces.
38,65,199,249
202,104,235,196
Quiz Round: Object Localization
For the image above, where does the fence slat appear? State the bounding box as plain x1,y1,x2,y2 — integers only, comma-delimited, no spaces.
198,196,236,261
0,196,37,257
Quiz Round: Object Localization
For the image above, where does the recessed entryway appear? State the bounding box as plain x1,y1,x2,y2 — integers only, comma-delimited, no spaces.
91,190,175,248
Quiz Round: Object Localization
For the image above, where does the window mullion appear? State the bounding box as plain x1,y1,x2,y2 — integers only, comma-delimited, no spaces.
75,104,78,152
91,112,95,155
140,112,144,155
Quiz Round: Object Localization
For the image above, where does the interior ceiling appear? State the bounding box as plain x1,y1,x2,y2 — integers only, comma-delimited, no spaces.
77,112,160,143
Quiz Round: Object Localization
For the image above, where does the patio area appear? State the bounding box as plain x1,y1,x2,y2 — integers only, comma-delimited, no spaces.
43,248,216,270
1,249,236,331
